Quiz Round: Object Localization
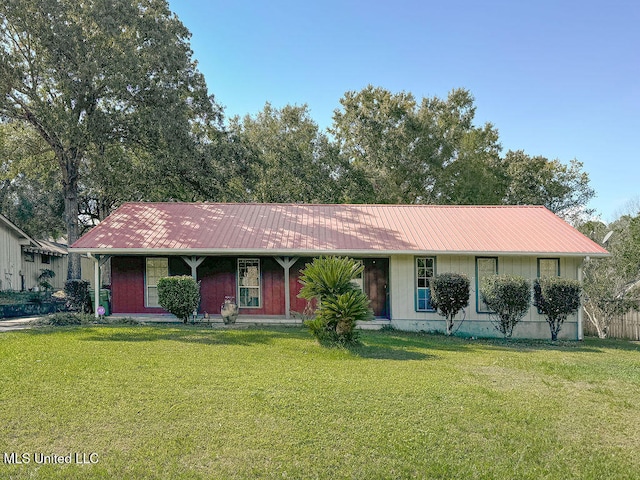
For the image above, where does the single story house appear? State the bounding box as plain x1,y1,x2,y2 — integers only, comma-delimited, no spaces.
70,202,608,339
1,213,67,291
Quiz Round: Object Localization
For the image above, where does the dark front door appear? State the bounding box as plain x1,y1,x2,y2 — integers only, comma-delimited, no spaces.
364,258,389,318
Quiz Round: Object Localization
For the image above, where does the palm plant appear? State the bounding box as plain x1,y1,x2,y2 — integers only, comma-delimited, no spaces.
298,257,372,344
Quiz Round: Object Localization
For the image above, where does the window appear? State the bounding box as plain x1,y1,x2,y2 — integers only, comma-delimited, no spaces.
146,257,168,307
538,258,560,278
415,257,435,311
24,252,34,262
238,259,260,308
41,254,51,265
476,257,498,313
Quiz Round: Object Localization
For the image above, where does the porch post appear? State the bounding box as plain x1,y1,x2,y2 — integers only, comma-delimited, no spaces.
93,255,100,318
275,256,299,319
181,256,206,280
90,254,111,318
577,262,584,341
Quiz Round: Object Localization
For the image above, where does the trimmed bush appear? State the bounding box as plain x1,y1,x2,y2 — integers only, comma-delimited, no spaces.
534,277,582,341
430,273,470,336
298,257,372,345
64,279,91,313
157,276,200,323
480,275,531,338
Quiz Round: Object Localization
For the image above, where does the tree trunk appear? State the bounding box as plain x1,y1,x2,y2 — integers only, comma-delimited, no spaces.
549,321,558,341
62,154,81,280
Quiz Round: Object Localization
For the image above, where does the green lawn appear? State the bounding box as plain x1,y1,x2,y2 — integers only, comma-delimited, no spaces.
1,326,639,479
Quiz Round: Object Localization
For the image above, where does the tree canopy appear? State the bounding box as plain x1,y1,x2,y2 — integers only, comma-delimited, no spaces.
578,215,640,337
0,4,598,274
0,0,221,277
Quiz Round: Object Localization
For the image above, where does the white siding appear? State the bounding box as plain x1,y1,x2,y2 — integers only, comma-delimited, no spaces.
0,223,24,291
389,254,583,340
22,255,96,290
21,253,68,291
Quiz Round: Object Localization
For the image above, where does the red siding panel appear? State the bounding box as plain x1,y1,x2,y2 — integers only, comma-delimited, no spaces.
289,258,314,315
111,256,166,314
198,257,236,315
198,256,286,316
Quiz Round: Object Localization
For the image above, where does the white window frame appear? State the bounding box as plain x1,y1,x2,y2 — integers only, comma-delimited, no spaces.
238,258,261,308
145,257,168,308
415,257,435,312
476,257,498,313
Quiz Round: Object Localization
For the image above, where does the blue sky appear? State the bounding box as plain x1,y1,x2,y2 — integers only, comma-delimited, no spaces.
168,0,639,221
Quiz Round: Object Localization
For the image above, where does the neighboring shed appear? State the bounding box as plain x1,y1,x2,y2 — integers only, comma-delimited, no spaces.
71,203,609,339
0,213,93,291
0,213,32,291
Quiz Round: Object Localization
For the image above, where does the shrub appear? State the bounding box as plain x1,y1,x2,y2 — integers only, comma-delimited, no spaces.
35,312,88,326
430,273,470,336
64,280,91,313
311,289,373,344
533,277,582,340
35,313,140,327
157,276,200,323
298,257,372,345
480,275,531,338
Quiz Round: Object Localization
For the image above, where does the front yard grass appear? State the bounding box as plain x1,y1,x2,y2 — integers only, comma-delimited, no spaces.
1,326,639,479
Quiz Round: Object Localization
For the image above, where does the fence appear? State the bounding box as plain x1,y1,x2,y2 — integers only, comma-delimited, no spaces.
583,307,640,340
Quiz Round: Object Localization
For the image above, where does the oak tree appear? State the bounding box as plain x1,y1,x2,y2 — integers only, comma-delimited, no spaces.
0,0,219,278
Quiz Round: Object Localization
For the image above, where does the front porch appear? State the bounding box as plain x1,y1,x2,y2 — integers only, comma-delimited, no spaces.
109,313,392,330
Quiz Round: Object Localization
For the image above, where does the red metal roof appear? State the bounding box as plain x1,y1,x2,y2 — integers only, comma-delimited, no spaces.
70,202,609,257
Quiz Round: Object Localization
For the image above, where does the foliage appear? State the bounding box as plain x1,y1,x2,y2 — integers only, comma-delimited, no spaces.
37,269,56,292
298,256,365,300
331,86,504,205
502,150,595,222
430,273,470,335
533,277,582,340
157,276,200,323
230,103,347,203
34,312,140,326
480,275,531,338
298,257,372,344
0,0,221,278
35,312,83,326
0,291,36,305
308,290,373,345
0,122,65,239
578,215,640,338
64,279,91,313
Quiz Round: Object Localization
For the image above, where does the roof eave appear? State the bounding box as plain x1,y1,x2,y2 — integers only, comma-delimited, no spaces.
69,247,610,258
